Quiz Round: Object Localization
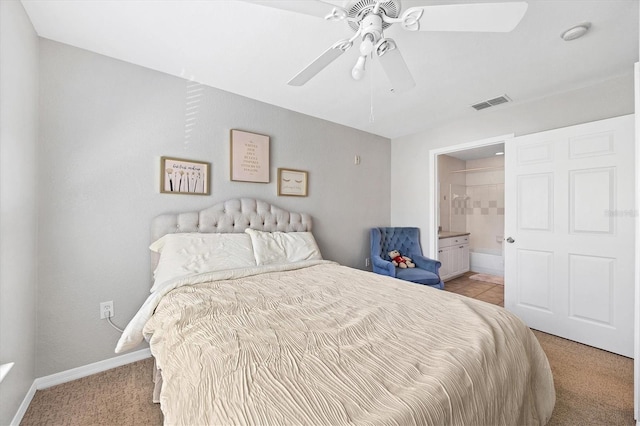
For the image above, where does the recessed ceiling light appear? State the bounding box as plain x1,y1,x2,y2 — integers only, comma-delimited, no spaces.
495,152,504,156
561,22,591,41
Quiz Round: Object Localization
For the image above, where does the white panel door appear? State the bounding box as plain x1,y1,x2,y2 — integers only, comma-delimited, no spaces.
505,115,635,357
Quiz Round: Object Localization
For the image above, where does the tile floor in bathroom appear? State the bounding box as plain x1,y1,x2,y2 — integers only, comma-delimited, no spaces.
443,271,504,307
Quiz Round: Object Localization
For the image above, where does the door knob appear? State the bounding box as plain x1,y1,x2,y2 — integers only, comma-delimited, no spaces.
506,237,515,243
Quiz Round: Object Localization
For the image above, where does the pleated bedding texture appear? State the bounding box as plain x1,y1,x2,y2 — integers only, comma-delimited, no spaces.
144,263,555,425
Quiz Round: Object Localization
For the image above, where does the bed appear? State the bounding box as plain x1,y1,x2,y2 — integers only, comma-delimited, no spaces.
116,198,555,425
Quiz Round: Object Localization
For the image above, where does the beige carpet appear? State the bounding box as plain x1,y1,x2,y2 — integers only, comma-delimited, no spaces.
535,330,634,426
469,273,504,285
21,358,163,425
21,332,634,425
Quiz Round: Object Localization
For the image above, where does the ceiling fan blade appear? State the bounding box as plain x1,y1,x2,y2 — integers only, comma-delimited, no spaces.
405,2,528,32
376,39,415,93
288,41,351,86
239,0,348,21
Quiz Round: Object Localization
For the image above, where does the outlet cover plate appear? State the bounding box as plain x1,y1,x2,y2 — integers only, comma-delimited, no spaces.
100,301,114,319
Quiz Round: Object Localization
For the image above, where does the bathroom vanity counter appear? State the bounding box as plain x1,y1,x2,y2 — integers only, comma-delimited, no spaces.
438,231,471,239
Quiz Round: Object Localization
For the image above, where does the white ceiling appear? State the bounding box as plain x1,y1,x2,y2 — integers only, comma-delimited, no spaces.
21,0,638,139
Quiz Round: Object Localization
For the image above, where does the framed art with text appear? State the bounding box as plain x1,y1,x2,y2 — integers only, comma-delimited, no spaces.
160,157,210,195
230,129,270,183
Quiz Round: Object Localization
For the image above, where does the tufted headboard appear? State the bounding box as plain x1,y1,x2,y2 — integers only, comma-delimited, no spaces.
151,198,312,242
150,198,312,273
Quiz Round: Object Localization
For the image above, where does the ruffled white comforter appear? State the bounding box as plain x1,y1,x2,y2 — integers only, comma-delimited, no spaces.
119,262,555,425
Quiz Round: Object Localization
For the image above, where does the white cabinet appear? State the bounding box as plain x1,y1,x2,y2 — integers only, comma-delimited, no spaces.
438,246,453,279
438,235,470,281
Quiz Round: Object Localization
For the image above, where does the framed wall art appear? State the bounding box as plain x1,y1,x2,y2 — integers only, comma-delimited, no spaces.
230,129,270,183
277,168,308,197
160,156,210,195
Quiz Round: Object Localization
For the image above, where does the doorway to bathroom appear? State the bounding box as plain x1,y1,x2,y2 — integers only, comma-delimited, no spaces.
428,134,512,281
430,117,635,358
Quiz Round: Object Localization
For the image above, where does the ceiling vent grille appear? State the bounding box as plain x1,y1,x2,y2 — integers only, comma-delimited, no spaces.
471,95,511,111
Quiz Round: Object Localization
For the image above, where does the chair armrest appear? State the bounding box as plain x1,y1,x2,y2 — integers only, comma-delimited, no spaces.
372,255,396,277
411,254,442,274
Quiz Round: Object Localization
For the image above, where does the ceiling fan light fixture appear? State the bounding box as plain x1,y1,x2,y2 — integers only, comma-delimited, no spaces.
360,34,375,56
360,13,383,41
352,55,367,80
375,38,394,57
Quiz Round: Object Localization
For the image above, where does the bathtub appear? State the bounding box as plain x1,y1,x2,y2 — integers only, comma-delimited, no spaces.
469,248,504,277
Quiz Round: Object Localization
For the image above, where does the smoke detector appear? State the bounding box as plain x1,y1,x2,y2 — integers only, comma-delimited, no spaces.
561,22,591,41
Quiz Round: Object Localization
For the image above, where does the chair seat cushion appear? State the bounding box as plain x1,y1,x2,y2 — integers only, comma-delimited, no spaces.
396,268,442,286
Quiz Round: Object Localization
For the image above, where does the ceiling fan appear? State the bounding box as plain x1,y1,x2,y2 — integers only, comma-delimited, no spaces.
241,0,528,92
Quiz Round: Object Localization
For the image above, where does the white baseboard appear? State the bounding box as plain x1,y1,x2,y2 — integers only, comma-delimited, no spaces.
10,381,37,426
34,348,151,390
11,348,151,426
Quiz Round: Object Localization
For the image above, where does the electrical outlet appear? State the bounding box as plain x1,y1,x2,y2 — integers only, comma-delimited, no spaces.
365,257,370,267
100,301,114,319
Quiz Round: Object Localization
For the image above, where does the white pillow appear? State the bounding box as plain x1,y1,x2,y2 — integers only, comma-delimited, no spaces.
244,228,322,266
150,233,257,292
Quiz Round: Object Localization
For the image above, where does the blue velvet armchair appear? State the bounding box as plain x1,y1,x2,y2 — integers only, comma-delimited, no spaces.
370,227,444,289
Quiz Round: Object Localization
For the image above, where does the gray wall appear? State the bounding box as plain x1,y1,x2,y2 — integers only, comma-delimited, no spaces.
0,1,39,424
37,39,391,376
390,73,635,251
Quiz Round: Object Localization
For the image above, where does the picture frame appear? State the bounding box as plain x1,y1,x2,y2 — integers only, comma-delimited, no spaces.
160,156,210,195
230,129,270,183
277,168,308,197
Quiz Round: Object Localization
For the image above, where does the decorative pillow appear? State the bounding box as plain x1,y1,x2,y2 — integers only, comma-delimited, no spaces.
150,233,257,292
244,228,322,266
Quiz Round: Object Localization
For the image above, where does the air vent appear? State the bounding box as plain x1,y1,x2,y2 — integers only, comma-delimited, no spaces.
471,95,511,111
